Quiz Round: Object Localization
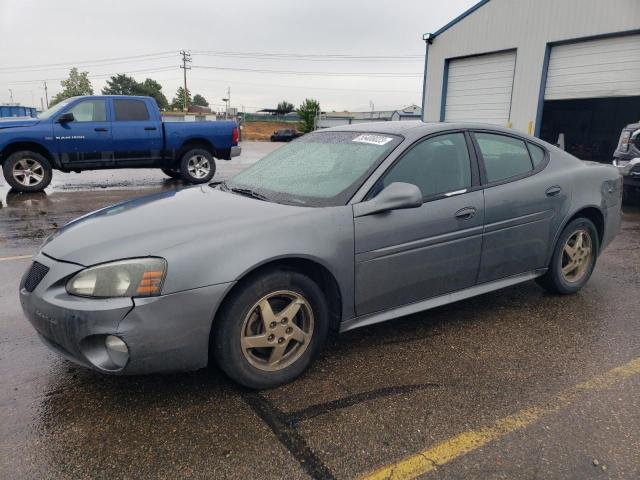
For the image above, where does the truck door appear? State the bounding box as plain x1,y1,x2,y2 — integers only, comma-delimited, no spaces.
52,98,113,166
110,98,163,166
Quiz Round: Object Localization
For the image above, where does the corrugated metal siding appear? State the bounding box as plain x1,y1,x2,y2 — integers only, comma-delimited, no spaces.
423,0,640,132
545,34,640,100
444,50,516,125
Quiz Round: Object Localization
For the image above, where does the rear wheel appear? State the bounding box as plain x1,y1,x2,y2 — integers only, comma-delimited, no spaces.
213,270,329,389
536,217,599,294
161,168,182,179
2,151,52,192
179,148,215,184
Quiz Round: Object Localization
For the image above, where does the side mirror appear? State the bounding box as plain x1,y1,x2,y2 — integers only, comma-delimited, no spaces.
353,182,423,218
57,112,75,123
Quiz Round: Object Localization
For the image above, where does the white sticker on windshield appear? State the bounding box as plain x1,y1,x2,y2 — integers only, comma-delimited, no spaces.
352,134,393,146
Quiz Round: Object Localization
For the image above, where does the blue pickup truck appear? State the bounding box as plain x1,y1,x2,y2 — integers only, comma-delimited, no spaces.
0,95,240,192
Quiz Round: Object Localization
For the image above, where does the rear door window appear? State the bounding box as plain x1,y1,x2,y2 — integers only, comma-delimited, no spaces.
113,99,150,121
474,133,534,183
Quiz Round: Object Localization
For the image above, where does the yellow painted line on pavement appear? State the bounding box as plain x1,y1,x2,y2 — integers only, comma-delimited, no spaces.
0,255,32,262
361,357,640,480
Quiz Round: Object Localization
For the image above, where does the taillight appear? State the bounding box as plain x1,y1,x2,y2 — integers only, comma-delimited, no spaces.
232,127,239,145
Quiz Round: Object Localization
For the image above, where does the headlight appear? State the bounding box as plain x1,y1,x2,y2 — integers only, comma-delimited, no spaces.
66,258,167,298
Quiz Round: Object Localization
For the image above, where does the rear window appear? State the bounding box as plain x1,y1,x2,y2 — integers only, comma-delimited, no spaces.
527,143,545,166
113,99,150,121
475,133,533,183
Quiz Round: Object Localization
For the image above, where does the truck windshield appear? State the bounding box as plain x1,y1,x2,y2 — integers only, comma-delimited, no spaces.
224,131,402,206
38,98,77,119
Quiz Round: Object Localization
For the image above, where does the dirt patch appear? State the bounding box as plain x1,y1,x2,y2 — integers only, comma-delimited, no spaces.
242,121,302,141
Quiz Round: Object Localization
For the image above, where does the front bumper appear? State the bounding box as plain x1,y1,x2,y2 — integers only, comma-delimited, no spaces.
19,253,233,374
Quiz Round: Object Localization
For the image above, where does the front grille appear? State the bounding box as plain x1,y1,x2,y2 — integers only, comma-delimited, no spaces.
24,262,49,292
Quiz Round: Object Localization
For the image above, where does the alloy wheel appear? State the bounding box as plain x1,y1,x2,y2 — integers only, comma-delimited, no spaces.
13,158,45,187
187,155,210,179
240,290,314,371
561,229,593,283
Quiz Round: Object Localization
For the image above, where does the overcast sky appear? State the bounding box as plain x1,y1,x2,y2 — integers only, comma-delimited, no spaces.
0,0,476,113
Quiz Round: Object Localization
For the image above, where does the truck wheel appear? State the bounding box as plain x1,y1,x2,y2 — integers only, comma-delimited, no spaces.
212,269,329,389
2,151,52,192
179,149,215,184
161,168,182,179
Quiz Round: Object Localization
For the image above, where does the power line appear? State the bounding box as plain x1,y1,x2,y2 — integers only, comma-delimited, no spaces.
7,66,177,85
192,50,422,59
192,65,421,77
193,52,421,63
188,76,419,94
0,51,176,73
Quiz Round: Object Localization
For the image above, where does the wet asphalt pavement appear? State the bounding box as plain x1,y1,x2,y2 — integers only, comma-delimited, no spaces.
1,142,639,479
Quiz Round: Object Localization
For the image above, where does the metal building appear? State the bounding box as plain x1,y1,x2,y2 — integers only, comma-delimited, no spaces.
422,0,640,162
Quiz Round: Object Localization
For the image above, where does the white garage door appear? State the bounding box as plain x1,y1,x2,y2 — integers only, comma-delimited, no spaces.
443,50,516,125
545,34,640,100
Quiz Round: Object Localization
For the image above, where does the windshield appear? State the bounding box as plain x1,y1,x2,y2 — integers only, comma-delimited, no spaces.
226,131,402,206
38,98,77,119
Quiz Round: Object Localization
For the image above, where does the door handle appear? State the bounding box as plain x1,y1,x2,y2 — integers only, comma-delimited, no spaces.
455,207,477,220
546,186,562,197
94,127,109,132
144,126,157,131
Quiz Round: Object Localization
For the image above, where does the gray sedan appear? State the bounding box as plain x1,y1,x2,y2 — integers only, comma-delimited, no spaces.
20,122,622,388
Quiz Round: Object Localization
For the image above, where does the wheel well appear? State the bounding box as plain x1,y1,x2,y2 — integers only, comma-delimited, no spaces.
567,207,604,246
178,138,216,159
1,142,54,166
212,258,343,340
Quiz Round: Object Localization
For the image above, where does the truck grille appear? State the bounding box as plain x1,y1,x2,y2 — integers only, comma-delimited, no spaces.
24,262,49,292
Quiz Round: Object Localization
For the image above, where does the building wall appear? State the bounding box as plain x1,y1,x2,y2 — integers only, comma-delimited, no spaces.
423,0,640,133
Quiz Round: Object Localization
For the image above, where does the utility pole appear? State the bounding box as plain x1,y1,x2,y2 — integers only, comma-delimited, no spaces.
227,86,231,117
180,50,192,112
9,89,14,104
43,81,49,108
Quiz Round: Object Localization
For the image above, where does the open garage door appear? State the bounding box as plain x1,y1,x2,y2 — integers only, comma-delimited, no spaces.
540,34,640,163
443,50,516,125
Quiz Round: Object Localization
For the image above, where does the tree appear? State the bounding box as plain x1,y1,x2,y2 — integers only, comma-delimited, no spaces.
137,78,169,110
49,68,93,105
276,100,294,115
101,75,169,110
102,74,139,95
171,86,191,111
297,98,320,133
192,94,209,107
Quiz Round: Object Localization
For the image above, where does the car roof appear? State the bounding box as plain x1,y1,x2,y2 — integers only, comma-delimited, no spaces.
322,120,544,143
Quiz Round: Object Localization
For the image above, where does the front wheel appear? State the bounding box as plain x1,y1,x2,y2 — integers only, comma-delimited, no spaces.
536,217,599,294
212,270,329,389
2,151,52,192
179,149,215,184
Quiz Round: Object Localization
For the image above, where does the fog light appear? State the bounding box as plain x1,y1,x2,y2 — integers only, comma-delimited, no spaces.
105,335,129,368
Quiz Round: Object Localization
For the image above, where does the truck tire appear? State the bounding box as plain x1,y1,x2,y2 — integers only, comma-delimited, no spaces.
161,168,182,179
179,149,216,184
2,151,52,193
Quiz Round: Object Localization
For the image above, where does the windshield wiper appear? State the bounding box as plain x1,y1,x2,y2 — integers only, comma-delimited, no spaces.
222,183,269,201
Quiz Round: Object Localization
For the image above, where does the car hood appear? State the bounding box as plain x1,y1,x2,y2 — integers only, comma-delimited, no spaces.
0,117,40,129
41,185,311,265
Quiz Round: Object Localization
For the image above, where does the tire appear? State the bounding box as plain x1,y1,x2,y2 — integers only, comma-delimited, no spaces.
2,151,52,192
179,149,215,184
161,168,182,179
536,217,599,295
213,269,329,389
